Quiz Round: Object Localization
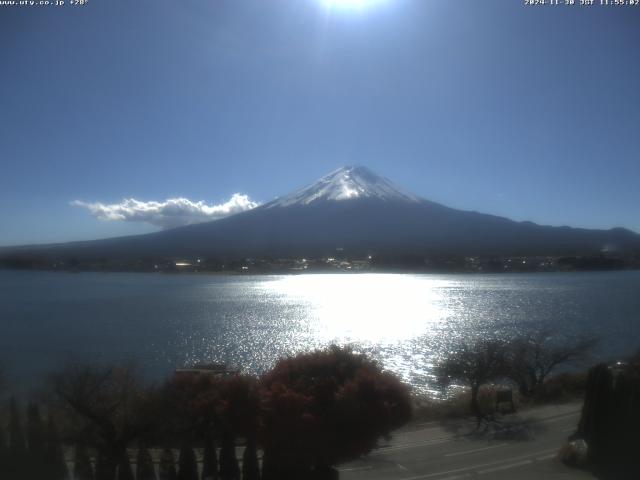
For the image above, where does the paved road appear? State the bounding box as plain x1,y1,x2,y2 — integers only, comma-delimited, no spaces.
339,403,594,480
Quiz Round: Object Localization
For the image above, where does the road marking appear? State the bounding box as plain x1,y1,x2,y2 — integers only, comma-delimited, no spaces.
539,411,580,423
338,465,373,472
535,453,557,461
399,448,557,480
444,443,507,457
477,459,532,474
372,438,451,455
401,466,482,480
416,421,440,428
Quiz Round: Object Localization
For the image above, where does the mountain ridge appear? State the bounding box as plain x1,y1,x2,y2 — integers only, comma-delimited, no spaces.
1,166,639,262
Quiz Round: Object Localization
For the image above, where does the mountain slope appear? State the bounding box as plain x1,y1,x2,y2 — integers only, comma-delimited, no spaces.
2,166,640,261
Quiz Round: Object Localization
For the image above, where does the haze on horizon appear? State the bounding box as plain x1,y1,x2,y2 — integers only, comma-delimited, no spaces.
1,0,639,246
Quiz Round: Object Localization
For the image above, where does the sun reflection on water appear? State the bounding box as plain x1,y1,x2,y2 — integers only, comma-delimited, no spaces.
3,271,637,398
167,272,619,397
261,274,451,343
256,274,460,394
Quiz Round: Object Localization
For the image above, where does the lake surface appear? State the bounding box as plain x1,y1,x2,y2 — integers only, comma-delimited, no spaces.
1,270,639,396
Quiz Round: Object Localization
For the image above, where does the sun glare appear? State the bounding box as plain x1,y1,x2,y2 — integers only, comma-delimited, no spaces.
261,274,450,343
320,0,386,10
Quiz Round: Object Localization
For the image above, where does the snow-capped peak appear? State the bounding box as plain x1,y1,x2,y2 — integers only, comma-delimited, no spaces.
263,166,424,208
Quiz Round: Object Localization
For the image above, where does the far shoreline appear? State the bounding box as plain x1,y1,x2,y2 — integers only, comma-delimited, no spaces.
2,266,639,276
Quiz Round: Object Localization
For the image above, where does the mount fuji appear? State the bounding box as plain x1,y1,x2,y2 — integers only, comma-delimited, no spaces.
262,166,423,207
3,166,640,262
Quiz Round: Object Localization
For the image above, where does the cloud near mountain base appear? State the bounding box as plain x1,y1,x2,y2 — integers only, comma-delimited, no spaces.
71,194,259,229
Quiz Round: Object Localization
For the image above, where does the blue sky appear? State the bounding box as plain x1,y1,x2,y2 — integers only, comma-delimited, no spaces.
1,0,639,246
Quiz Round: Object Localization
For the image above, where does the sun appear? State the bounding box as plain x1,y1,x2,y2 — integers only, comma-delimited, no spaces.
320,0,386,10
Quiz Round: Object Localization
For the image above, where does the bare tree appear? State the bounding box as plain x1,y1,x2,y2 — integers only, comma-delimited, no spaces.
437,339,508,419
0,364,6,397
50,363,158,480
507,332,597,396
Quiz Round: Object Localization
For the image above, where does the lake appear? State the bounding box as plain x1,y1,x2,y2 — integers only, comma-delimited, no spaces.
1,270,639,396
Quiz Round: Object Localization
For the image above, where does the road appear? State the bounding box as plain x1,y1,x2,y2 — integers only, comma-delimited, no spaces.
339,403,594,480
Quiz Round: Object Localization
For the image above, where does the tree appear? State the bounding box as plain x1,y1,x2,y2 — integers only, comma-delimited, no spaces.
26,403,46,477
137,446,157,480
46,413,69,480
216,375,260,438
0,364,6,396
74,444,95,480
178,444,198,480
576,354,640,476
96,450,114,480
216,376,258,480
162,372,259,480
9,397,26,456
0,420,7,480
219,430,240,480
51,363,157,480
159,448,177,480
201,434,218,480
259,346,411,477
437,340,508,419
161,373,223,443
241,437,260,480
507,332,597,396
7,397,27,479
27,403,45,455
117,452,135,480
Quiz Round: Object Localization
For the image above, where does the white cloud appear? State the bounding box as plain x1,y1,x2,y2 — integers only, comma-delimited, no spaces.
71,194,259,229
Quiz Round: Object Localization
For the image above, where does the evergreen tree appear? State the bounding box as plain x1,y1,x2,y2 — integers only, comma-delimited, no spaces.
576,356,640,477
95,450,116,480
136,446,157,480
201,435,218,480
178,444,198,480
27,404,45,455
26,403,46,476
578,364,613,463
0,422,8,480
258,452,277,480
159,448,177,480
219,431,240,480
74,444,95,480
117,452,135,480
8,397,27,479
46,413,69,480
0,421,5,451
241,437,259,480
9,397,26,456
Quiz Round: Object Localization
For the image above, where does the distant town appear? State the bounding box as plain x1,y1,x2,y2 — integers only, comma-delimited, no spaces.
2,251,639,274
